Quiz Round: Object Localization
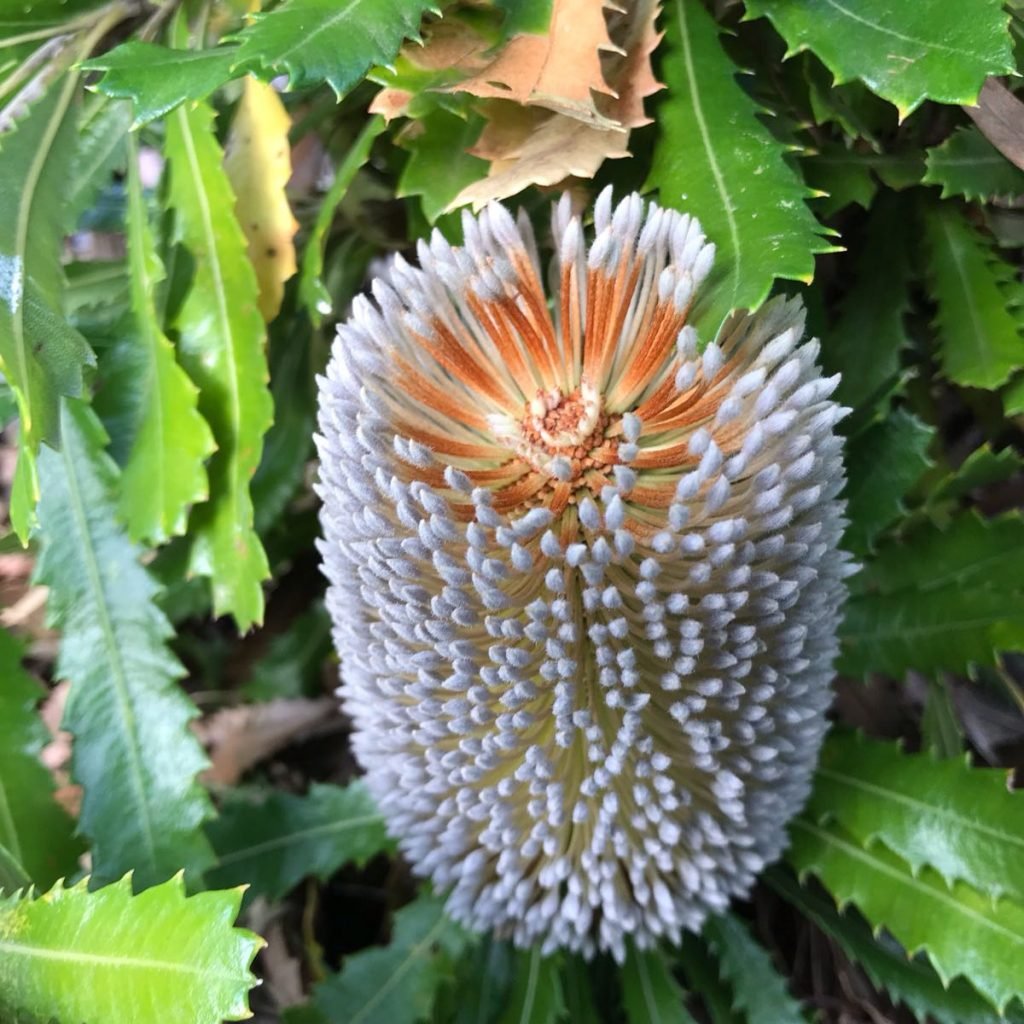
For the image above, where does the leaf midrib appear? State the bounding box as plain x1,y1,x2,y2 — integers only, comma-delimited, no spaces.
213,812,383,869
792,818,1024,948
816,766,1024,852
61,423,159,874
347,915,447,1024
821,0,992,61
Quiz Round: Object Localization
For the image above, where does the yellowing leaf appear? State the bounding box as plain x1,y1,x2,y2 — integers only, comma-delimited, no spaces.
224,77,299,323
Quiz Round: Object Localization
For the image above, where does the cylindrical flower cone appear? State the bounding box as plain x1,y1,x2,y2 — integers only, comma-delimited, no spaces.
316,190,852,958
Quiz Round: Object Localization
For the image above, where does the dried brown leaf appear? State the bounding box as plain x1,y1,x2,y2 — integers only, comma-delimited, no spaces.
196,697,339,786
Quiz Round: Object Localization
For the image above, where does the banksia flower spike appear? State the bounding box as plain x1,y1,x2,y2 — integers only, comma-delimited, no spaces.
316,189,851,958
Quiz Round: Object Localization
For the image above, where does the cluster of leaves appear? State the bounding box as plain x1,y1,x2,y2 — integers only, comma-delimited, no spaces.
2,0,1024,1021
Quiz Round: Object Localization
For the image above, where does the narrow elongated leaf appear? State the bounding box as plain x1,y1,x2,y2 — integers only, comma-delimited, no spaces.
925,202,1023,391
224,76,298,322
206,781,391,899
35,400,216,888
450,938,515,1024
621,945,696,1024
808,732,1024,902
120,136,214,544
299,115,384,322
561,954,601,1023
500,948,565,1024
924,125,1024,202
842,408,932,554
231,0,435,97
82,44,238,126
822,192,911,412
0,874,262,1024
165,98,272,630
0,74,94,539
312,894,473,1024
745,0,1013,117
0,628,82,889
647,0,828,334
840,512,1024,677
768,868,1024,1024
703,915,808,1024
787,817,1024,1013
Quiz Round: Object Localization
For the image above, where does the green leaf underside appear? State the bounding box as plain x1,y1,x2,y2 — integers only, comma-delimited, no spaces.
0,628,82,889
822,192,911,411
82,45,238,127
769,869,1024,1024
621,945,696,1024
787,817,1024,1013
231,0,437,96
842,408,933,554
311,894,473,1024
744,0,1014,117
35,400,215,889
840,511,1024,677
165,98,272,630
924,125,1024,202
66,97,133,229
500,948,565,1024
647,0,828,337
0,874,261,1024
925,202,1024,391
299,115,386,323
398,108,488,224
808,732,1024,903
0,74,94,540
119,136,213,545
206,782,391,900
703,915,808,1024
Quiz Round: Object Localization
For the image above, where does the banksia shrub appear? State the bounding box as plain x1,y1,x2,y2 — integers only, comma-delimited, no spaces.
316,190,851,958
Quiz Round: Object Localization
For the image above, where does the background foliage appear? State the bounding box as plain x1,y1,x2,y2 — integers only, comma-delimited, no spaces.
2,0,1024,1021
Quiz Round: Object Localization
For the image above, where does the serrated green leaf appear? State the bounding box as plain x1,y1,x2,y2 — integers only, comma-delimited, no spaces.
312,894,474,1024
0,840,31,894
768,867,1024,1024
678,935,742,1024
398,108,488,225
561,954,601,1024
801,144,878,217
0,873,262,1024
925,201,1024,391
448,937,515,1024
232,0,436,97
299,115,385,323
500,948,565,1024
0,627,82,889
1005,372,1024,415
842,407,933,554
702,915,808,1024
621,945,696,1024
840,512,1024,677
787,816,1024,1013
0,72,94,540
206,781,391,900
822,192,911,412
647,0,829,334
120,135,214,545
930,444,1021,506
745,0,1014,118
82,44,238,127
65,96,132,228
165,97,272,630
35,400,216,889
924,125,1024,202
808,731,1024,902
